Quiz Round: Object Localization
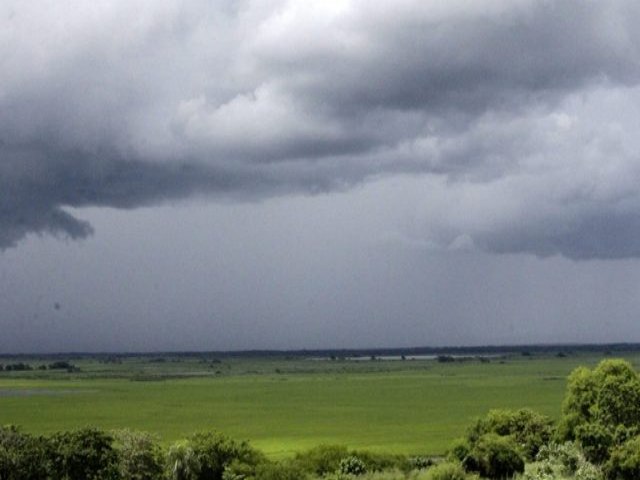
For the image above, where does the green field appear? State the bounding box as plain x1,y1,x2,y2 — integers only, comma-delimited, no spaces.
1,351,638,458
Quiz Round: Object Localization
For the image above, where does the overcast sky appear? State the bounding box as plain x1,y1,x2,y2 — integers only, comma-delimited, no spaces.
3,0,640,353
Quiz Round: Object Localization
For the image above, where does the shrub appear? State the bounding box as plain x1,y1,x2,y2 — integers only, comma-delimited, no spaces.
167,441,200,480
464,433,524,479
340,456,367,476
604,435,640,480
251,460,309,480
575,424,613,464
467,409,554,461
560,359,640,447
350,450,410,473
294,445,349,476
424,461,469,480
535,442,582,475
0,425,51,480
187,431,264,480
409,456,434,470
113,429,164,480
447,438,471,464
47,427,119,480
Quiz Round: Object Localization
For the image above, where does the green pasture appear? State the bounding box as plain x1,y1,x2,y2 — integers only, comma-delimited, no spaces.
1,352,638,458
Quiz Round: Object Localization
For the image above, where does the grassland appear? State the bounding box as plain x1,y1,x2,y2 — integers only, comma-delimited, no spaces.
1,349,639,458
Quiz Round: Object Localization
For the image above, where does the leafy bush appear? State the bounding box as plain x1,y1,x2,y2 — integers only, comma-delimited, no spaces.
447,438,471,464
467,409,554,460
188,431,264,480
47,427,119,480
409,456,434,470
340,456,367,476
0,425,51,480
251,460,309,480
560,360,640,444
294,445,350,476
113,429,164,480
604,435,640,480
464,433,524,479
167,441,201,480
424,461,470,480
575,423,614,464
349,450,411,473
535,442,582,475
575,462,603,480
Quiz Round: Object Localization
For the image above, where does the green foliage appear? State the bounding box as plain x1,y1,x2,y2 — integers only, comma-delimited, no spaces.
340,456,367,476
521,442,602,480
447,438,471,465
47,427,119,480
408,456,434,471
463,433,524,479
293,445,350,476
424,461,470,480
467,408,554,460
575,424,613,464
251,460,309,480
187,431,264,480
0,425,50,480
167,441,200,480
349,451,411,473
560,360,640,443
113,429,164,480
535,442,582,475
604,435,640,480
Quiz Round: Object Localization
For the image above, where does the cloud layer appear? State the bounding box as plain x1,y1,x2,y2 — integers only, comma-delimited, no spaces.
3,0,640,258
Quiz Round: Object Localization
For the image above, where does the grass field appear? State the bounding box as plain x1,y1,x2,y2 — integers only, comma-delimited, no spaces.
1,351,639,458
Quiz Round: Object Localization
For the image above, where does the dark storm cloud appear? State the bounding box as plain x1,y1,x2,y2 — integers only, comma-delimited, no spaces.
3,0,640,257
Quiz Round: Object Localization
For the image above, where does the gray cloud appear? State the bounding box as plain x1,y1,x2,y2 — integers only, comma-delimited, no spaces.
3,0,640,258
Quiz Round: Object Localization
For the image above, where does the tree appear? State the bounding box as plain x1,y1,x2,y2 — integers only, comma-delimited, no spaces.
467,408,554,461
463,433,524,479
559,359,640,462
167,441,200,480
0,425,50,480
186,431,264,480
47,427,119,480
113,429,164,480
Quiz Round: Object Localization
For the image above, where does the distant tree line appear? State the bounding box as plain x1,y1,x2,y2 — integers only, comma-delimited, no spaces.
0,361,77,372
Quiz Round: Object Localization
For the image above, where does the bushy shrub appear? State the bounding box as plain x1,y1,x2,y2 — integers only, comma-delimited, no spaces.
350,450,411,473
424,461,469,480
47,427,119,480
575,424,613,464
522,441,603,480
0,425,51,480
467,409,554,461
340,456,367,476
447,438,471,464
464,433,524,479
575,462,603,480
604,435,640,480
187,431,264,480
559,359,640,457
113,429,164,480
251,460,309,480
167,441,201,480
409,456,434,470
294,445,349,476
535,441,582,475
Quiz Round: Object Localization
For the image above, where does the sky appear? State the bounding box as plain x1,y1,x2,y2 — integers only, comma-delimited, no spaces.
2,0,640,353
